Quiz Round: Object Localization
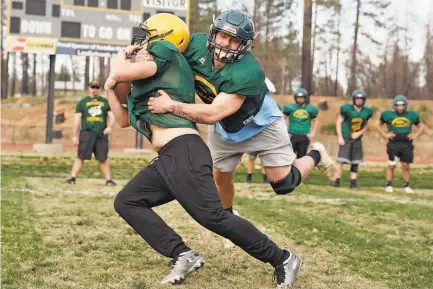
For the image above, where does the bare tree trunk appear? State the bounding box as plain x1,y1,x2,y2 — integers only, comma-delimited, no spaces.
98,57,105,88
334,15,341,96
32,54,37,96
349,0,361,94
84,56,90,89
311,1,318,91
21,53,29,95
11,53,17,97
301,0,313,93
1,52,8,99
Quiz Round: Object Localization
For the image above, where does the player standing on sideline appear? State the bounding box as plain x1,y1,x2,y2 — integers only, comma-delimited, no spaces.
65,79,117,186
146,10,336,218
376,95,424,193
334,90,373,189
283,88,319,159
106,13,303,288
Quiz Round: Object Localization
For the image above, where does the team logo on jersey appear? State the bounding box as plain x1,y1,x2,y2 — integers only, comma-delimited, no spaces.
194,75,217,103
351,117,363,132
293,109,309,119
392,117,410,128
198,57,206,65
87,105,103,122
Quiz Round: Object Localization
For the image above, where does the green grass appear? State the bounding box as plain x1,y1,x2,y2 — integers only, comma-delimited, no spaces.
2,153,433,288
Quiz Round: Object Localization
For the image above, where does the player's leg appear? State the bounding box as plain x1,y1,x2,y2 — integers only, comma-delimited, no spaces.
349,139,363,189
95,137,116,186
162,135,302,287
385,141,397,192
290,134,301,158
400,141,415,193
207,125,244,211
335,139,351,187
113,161,203,285
254,120,334,194
296,135,310,158
246,152,258,183
261,164,268,184
214,170,237,211
66,131,94,184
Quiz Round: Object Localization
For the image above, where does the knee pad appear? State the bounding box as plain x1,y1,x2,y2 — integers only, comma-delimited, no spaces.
270,166,301,195
350,164,359,173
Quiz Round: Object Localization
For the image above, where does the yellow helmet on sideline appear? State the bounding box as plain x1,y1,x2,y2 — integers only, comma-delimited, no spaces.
131,13,189,52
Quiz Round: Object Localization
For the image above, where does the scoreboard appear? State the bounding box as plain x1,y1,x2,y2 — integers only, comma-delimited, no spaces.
7,0,189,55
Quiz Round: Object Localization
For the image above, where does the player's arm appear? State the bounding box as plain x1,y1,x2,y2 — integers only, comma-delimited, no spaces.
104,77,130,128
103,111,116,135
353,123,368,139
111,46,158,82
310,118,318,138
376,115,394,139
409,122,425,140
148,90,245,125
336,115,345,145
72,112,81,144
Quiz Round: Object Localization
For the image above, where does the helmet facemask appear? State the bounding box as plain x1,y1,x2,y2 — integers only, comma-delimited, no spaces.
131,22,174,47
207,26,253,63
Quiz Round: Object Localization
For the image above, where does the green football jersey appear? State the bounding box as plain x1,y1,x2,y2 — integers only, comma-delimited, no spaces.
75,96,111,139
183,33,268,133
283,104,318,135
380,110,420,135
340,104,374,138
127,40,196,141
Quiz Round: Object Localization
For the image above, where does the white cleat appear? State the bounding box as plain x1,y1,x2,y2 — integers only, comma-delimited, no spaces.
161,250,204,285
223,209,240,249
404,186,415,194
308,142,336,181
385,186,393,193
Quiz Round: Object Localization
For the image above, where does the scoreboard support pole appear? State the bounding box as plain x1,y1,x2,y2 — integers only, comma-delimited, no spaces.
136,131,144,149
45,54,56,144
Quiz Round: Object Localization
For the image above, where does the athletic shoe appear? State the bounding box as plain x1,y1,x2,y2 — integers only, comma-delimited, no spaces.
65,177,75,184
106,179,117,186
161,250,204,284
308,142,336,181
404,186,415,194
385,186,393,193
274,250,302,288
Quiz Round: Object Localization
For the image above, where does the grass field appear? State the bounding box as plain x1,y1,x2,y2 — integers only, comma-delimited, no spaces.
2,152,433,289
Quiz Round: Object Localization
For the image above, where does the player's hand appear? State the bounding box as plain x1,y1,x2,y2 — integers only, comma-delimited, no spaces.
124,45,141,59
386,132,395,139
72,136,79,145
407,133,416,141
135,48,154,62
307,133,314,140
104,76,117,90
338,137,345,146
103,127,112,135
351,132,361,139
148,90,174,114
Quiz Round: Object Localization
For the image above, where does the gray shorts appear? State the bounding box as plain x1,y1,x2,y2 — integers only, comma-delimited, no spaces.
336,138,363,164
208,119,296,172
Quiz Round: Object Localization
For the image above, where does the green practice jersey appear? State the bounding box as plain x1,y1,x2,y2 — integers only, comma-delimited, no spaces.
127,40,196,141
380,110,420,135
75,96,111,139
184,33,268,133
340,104,374,138
283,104,318,135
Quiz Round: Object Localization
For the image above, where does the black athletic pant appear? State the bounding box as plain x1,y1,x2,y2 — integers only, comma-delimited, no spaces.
290,134,310,158
114,134,286,267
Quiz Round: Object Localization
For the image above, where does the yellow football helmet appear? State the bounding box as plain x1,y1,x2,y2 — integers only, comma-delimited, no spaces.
131,13,189,53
